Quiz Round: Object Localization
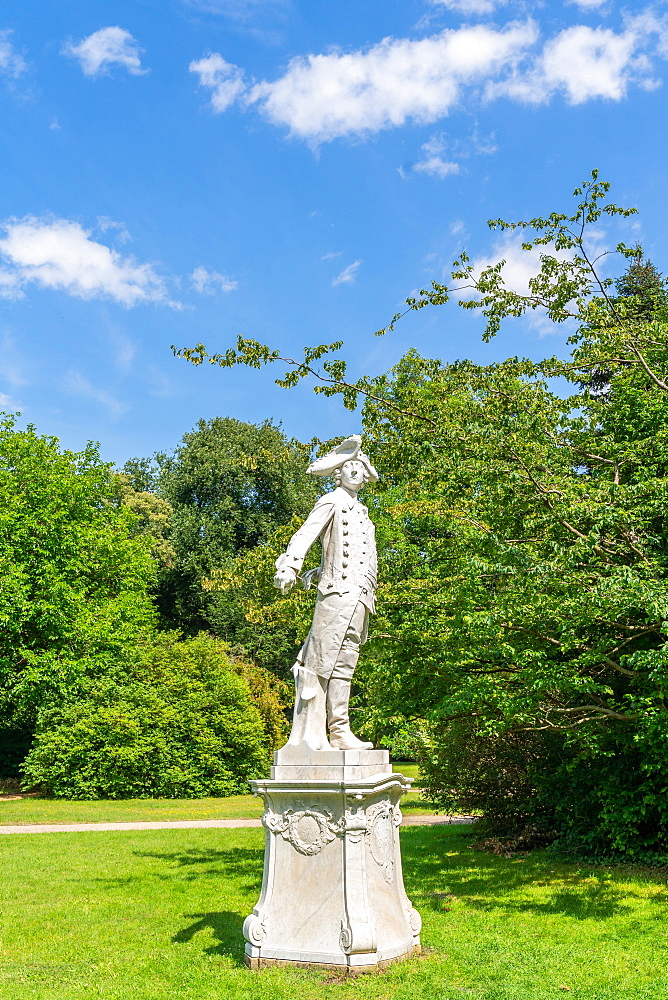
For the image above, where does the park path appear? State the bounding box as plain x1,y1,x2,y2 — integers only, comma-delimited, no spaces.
0,815,474,835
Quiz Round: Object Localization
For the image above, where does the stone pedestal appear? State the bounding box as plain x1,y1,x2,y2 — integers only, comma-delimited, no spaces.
243,746,421,972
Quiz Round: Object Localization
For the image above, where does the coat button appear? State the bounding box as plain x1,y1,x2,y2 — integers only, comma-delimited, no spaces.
342,573,347,579
342,561,348,568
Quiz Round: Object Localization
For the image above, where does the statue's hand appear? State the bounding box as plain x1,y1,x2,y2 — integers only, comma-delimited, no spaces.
273,567,296,594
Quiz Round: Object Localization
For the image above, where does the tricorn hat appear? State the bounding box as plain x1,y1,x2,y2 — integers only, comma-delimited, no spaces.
307,434,378,482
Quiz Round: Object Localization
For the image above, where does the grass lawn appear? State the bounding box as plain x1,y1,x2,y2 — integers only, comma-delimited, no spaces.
0,793,263,825
392,762,422,783
1,824,666,1000
0,792,438,823
0,766,434,825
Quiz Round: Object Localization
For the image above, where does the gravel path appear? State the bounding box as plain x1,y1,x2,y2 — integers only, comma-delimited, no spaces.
0,815,474,835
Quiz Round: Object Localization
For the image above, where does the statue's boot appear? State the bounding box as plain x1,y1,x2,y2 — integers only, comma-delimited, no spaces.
326,677,373,750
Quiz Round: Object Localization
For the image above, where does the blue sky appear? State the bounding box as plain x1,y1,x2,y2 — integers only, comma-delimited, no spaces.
0,0,665,465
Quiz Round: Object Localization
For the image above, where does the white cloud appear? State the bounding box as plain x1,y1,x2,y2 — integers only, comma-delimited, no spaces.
246,22,537,142
332,259,362,286
0,392,21,411
543,26,636,102
489,17,665,104
567,0,607,8
195,13,668,143
190,53,246,111
182,0,289,18
413,133,461,178
0,216,175,307
63,27,146,78
410,127,496,179
0,30,27,78
190,265,238,293
64,371,128,417
415,155,460,179
97,217,132,244
467,124,498,155
431,0,506,14
0,269,22,300
321,251,342,260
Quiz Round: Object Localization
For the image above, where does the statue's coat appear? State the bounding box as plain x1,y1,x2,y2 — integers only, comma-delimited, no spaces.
281,486,377,680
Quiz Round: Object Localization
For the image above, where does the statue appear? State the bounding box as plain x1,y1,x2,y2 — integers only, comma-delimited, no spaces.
244,435,422,972
273,435,378,751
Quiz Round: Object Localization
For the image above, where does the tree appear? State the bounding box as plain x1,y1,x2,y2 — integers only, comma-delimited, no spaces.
154,417,320,633
173,173,668,858
115,474,175,570
0,417,157,778
615,247,667,319
351,345,668,858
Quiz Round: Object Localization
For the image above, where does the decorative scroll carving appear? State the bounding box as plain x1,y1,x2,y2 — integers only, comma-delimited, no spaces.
406,905,422,936
339,915,377,956
243,913,267,945
367,802,397,883
264,805,342,856
339,919,353,954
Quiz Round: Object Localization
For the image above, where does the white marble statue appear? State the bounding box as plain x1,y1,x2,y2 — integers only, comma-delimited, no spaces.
274,435,378,751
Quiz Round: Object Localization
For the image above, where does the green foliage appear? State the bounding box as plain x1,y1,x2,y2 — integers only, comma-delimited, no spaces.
202,519,320,679
230,655,291,749
21,633,279,799
615,246,667,319
121,455,162,493
116,473,175,569
351,339,668,857
171,172,668,860
154,417,320,632
0,416,157,775
0,418,284,796
417,719,564,845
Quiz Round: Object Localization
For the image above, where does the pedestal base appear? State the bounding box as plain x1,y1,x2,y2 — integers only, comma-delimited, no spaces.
243,746,421,971
244,944,422,974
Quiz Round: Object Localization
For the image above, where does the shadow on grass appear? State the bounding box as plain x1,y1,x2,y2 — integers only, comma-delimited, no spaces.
400,826,666,923
136,848,262,965
135,826,666,951
173,910,246,964
134,846,264,895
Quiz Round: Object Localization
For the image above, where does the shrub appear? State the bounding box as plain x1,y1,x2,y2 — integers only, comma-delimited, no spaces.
21,633,282,799
418,717,668,862
417,719,565,847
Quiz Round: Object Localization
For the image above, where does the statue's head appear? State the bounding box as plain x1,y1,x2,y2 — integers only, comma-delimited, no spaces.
306,435,378,487
334,459,369,493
